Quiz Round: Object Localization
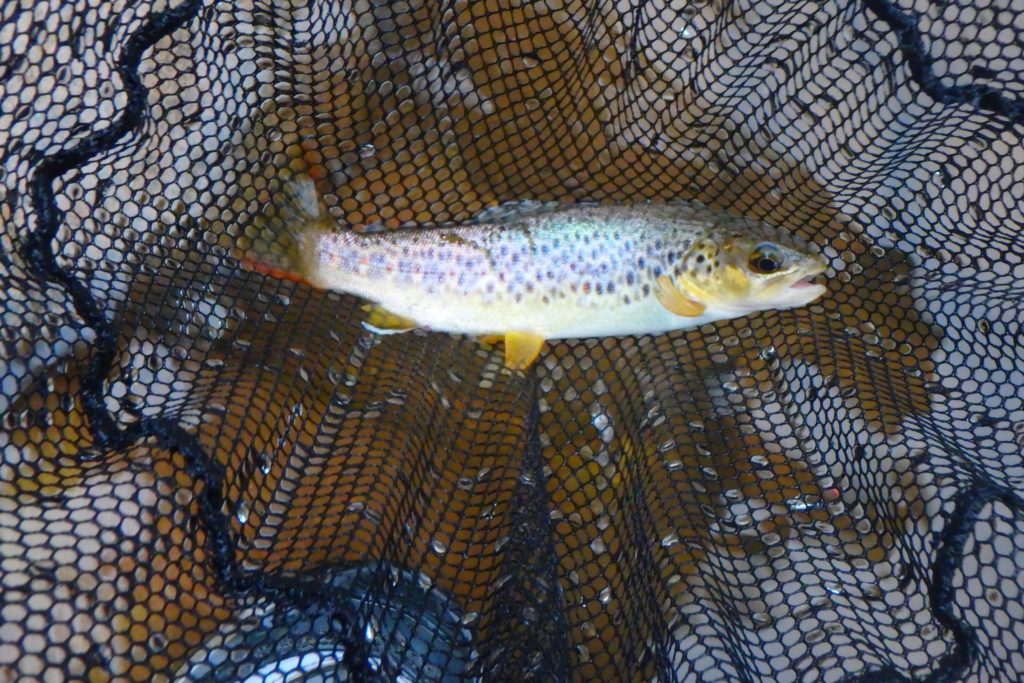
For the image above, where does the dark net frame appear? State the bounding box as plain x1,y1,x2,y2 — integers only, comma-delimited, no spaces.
1,0,1023,681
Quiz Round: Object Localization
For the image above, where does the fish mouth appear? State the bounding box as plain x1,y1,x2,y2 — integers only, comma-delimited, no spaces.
789,260,828,290
786,261,828,300
789,276,822,290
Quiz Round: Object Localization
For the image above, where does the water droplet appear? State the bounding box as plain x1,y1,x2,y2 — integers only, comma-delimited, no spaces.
235,500,250,524
275,294,290,306
461,611,479,626
576,644,591,663
768,187,783,202
661,532,679,547
787,498,811,512
863,584,883,599
359,143,376,158
665,459,682,471
733,514,753,527
590,537,607,554
688,420,705,432
722,380,740,393
430,539,447,555
598,586,613,604
752,612,771,628
258,452,272,475
759,345,777,361
679,25,696,39
148,633,167,651
825,582,843,595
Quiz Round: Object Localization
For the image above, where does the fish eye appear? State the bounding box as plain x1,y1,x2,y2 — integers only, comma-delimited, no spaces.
749,243,784,274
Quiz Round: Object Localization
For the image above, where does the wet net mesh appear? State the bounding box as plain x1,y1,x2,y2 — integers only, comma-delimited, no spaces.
2,0,1023,681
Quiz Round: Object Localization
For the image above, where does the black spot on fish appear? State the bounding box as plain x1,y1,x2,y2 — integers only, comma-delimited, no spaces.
623,295,631,305
626,272,635,285
706,266,713,274
697,255,705,263
653,266,662,277
642,284,650,296
596,283,603,294
607,282,615,294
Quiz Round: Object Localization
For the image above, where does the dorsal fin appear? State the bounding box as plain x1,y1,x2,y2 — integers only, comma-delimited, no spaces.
470,199,585,224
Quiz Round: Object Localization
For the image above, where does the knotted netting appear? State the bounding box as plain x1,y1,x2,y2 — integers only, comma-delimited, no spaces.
1,0,1023,681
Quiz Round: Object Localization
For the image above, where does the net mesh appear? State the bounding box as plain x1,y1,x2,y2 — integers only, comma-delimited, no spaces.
2,0,1023,681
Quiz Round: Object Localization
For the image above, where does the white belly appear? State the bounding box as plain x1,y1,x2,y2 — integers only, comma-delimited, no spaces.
357,282,735,340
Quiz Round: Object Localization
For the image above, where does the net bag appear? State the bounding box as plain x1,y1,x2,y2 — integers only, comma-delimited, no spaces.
2,0,1023,680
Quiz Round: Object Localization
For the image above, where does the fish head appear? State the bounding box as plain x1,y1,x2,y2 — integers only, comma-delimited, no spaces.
676,220,828,313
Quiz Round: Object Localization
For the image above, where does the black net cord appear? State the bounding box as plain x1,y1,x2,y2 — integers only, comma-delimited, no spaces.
14,1,381,679
8,0,1024,680
862,0,1024,123
477,390,573,681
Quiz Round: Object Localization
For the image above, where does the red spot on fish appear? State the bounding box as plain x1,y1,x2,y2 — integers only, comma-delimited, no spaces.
582,282,591,294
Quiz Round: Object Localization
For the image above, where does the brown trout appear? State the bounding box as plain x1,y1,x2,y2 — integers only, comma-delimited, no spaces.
240,172,828,369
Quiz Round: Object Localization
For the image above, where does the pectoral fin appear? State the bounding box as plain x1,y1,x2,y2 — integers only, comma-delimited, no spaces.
361,304,418,334
655,276,706,317
502,332,546,370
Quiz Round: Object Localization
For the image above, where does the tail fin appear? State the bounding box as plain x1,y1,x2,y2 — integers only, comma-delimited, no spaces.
238,169,326,285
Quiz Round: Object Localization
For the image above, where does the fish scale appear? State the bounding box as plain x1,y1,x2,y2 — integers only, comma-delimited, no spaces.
242,173,828,369
316,206,703,309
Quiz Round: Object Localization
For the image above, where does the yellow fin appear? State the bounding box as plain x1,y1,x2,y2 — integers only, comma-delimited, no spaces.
503,332,546,370
655,275,706,317
478,334,505,346
361,304,418,334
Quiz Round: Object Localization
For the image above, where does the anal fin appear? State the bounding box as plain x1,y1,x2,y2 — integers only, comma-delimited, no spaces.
655,275,706,317
503,332,546,370
361,304,418,335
